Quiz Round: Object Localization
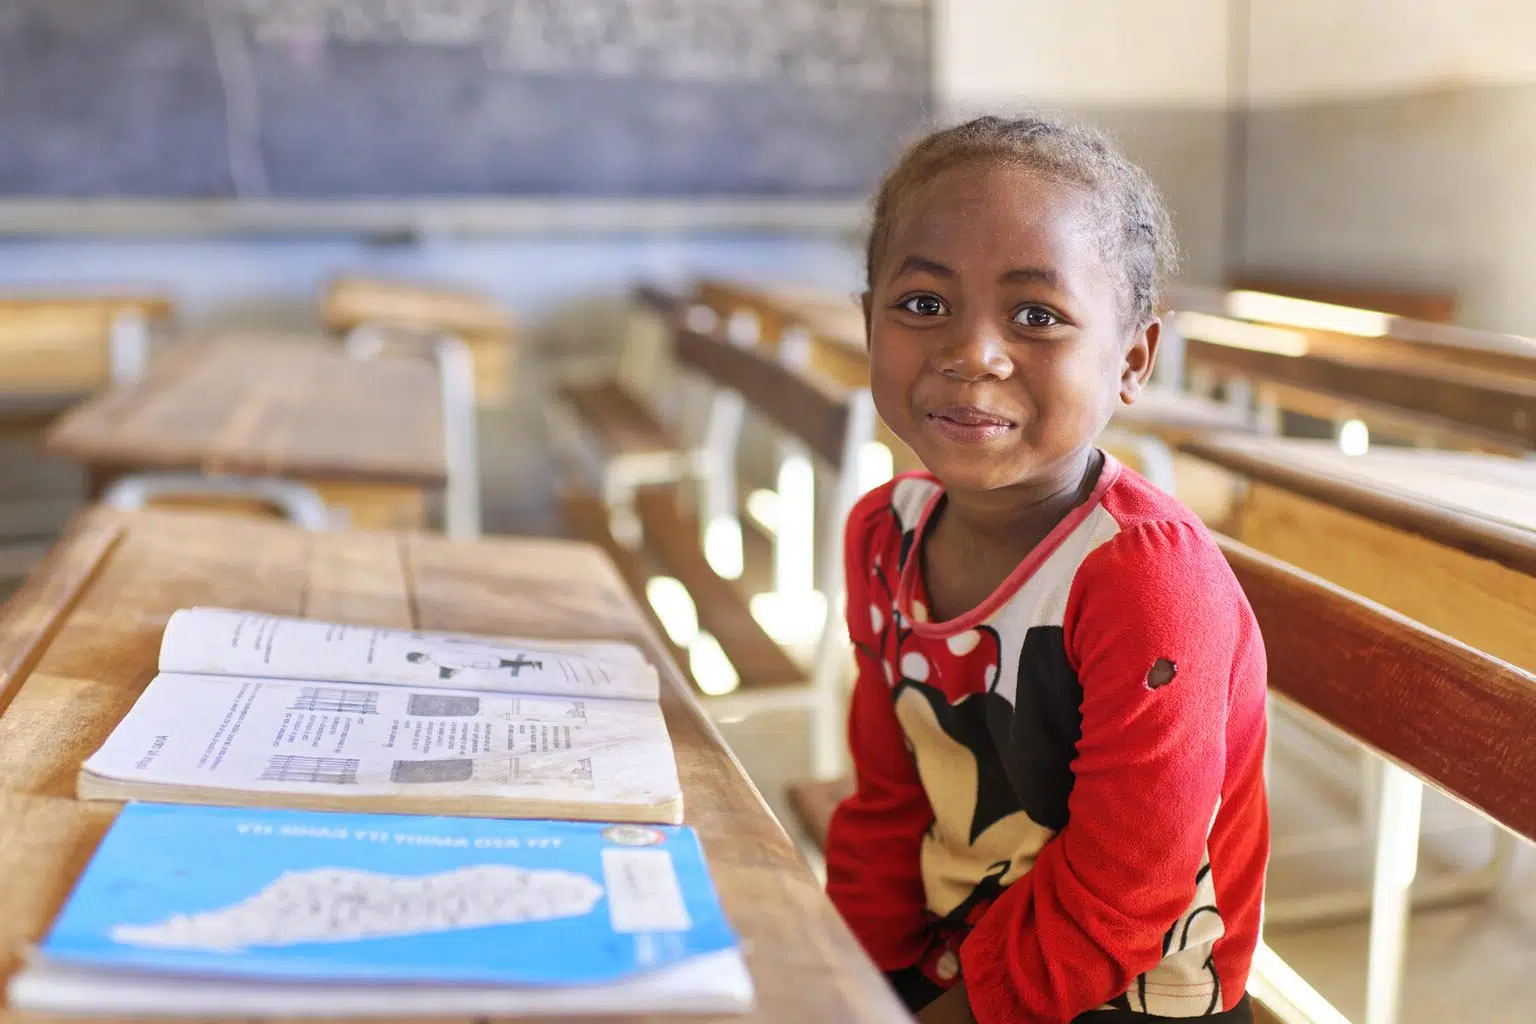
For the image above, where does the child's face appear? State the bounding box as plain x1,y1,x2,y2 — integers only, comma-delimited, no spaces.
865,160,1157,493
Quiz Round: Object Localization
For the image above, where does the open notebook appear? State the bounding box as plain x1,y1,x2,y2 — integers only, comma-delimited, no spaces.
80,608,682,824
8,804,752,1017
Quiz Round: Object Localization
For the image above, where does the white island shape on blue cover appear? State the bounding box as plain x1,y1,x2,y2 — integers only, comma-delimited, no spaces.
8,803,751,1018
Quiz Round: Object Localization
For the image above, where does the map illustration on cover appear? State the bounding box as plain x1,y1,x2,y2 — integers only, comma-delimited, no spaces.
37,803,737,987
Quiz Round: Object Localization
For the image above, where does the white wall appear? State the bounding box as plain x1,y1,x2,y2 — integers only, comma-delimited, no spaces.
937,0,1231,108
1247,0,1536,105
1240,0,1536,330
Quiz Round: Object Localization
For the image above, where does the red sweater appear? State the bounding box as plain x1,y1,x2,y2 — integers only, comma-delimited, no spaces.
825,458,1269,1022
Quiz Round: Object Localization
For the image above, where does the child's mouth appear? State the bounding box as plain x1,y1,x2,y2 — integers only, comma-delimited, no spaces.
926,405,1015,443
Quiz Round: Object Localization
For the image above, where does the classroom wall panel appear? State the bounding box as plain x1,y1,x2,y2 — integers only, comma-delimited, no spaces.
1238,0,1536,334
1239,84,1536,335
934,0,1233,285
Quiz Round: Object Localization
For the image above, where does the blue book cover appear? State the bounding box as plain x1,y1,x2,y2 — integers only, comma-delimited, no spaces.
38,803,740,988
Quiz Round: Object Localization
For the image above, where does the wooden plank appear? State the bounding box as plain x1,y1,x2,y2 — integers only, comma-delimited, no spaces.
0,509,123,718
1174,284,1536,369
1235,483,1536,674
302,530,413,628
45,338,447,487
634,489,804,691
1182,436,1536,577
1180,333,1536,450
321,275,512,336
559,490,689,670
1228,276,1458,322
0,512,310,799
1218,536,1536,844
674,324,854,468
0,793,117,984
559,380,676,456
310,480,429,532
0,509,910,1023
0,294,174,321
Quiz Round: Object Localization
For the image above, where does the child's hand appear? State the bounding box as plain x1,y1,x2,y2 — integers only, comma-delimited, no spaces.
916,983,978,1024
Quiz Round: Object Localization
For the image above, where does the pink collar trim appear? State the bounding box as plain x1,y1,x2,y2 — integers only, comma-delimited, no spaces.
895,452,1122,638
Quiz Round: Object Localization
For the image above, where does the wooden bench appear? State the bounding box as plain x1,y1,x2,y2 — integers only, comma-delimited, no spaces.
547,286,699,536
0,292,176,584
788,536,1536,1024
321,275,517,409
562,304,877,777
1160,437,1536,963
0,505,911,1024
1165,286,1536,451
1229,276,1458,324
42,336,454,534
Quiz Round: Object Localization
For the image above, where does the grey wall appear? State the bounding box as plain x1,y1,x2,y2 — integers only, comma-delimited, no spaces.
942,103,1232,290
1239,83,1536,334
1075,107,1231,289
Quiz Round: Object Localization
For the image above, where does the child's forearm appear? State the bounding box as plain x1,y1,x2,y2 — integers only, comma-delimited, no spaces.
916,982,978,1024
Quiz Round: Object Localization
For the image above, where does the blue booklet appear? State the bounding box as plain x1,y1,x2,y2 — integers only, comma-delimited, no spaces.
9,803,752,1017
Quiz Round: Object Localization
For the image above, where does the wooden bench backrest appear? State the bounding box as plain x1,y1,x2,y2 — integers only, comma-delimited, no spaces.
1218,536,1536,842
321,276,512,337
1230,276,1457,323
1173,285,1536,375
673,319,867,470
0,295,173,394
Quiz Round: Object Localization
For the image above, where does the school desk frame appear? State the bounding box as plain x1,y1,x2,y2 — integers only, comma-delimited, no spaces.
342,324,482,541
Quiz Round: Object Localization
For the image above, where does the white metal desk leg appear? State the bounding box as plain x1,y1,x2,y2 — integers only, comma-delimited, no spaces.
1365,761,1423,1024
434,336,481,540
108,311,150,384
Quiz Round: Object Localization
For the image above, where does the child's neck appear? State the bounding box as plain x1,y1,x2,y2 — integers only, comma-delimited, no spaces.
921,446,1101,622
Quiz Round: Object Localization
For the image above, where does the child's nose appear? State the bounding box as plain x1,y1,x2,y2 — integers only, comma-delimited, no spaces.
936,320,1014,382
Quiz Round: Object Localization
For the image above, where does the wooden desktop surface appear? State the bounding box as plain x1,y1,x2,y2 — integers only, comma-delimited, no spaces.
1184,435,1536,672
0,507,908,1024
44,337,447,488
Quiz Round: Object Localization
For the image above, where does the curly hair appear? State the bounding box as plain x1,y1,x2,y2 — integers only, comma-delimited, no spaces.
866,114,1179,326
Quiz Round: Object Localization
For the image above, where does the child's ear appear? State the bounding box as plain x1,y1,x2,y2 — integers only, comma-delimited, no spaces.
860,290,873,349
1120,318,1161,404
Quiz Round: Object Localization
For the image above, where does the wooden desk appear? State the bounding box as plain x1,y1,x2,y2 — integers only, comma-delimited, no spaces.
1183,435,1536,671
1168,288,1536,450
0,508,907,1024
43,338,447,531
1226,276,1458,323
321,276,517,409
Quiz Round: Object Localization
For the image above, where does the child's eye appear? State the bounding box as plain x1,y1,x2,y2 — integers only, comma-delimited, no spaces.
899,294,949,317
1014,306,1059,328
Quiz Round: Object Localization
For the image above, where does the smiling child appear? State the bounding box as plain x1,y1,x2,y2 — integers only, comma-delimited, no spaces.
824,116,1269,1024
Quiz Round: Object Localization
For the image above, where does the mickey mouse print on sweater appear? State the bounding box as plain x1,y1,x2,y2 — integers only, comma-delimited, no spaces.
857,474,1095,948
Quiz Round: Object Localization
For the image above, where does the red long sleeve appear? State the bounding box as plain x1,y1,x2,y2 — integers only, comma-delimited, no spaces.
822,467,1268,1021
825,488,936,971
960,519,1266,1021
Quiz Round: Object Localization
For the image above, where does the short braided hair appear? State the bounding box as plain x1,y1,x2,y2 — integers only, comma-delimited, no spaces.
866,114,1179,326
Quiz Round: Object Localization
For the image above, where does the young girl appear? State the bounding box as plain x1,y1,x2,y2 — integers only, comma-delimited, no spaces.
824,116,1269,1024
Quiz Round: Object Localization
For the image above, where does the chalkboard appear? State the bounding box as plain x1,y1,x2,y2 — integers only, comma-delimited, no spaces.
0,0,932,200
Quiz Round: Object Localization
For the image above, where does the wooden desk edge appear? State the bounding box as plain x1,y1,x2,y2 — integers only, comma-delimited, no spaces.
42,444,451,491
0,509,125,717
1182,437,1536,577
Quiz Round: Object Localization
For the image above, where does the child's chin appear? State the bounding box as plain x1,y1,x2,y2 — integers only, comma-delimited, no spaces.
926,458,1031,493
